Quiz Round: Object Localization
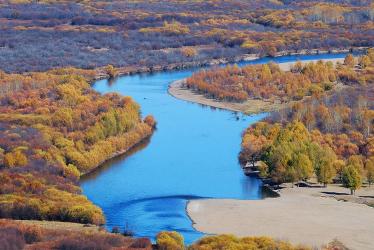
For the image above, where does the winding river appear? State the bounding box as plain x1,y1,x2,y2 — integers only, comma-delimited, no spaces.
81,53,350,244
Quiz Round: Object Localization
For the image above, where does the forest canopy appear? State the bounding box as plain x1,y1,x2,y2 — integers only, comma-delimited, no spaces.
0,69,155,224
0,0,373,73
0,0,373,246
185,61,337,103
239,51,374,193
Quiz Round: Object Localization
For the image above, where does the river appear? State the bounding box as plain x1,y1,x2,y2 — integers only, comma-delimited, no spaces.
81,53,350,244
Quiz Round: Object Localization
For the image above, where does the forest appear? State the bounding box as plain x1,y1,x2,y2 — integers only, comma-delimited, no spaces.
0,0,373,248
239,51,374,194
0,0,373,73
0,69,156,225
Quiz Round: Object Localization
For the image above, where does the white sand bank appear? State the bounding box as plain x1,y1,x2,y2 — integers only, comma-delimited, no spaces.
187,185,374,250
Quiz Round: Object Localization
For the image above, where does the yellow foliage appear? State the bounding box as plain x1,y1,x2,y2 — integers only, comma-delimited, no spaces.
63,164,81,180
359,55,371,68
56,83,88,106
52,108,73,128
180,47,197,57
241,40,258,49
105,64,118,78
190,235,310,250
344,54,355,68
4,150,28,168
54,136,75,149
140,21,190,35
156,231,184,250
4,153,16,168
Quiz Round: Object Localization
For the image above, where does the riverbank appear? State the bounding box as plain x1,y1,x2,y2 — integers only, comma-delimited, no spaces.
80,132,153,178
94,47,367,81
83,51,371,243
187,184,374,250
169,79,281,113
168,58,348,114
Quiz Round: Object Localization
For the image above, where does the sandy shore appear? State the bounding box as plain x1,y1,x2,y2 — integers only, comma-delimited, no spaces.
168,79,282,113
187,184,374,250
168,58,346,114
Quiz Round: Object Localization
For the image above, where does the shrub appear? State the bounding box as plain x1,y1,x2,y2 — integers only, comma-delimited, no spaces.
190,235,309,250
3,153,16,168
180,47,197,57
144,115,156,128
105,65,118,78
156,231,184,250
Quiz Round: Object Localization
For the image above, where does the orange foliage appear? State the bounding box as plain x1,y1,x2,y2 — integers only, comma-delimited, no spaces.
240,52,374,185
0,219,152,250
0,70,155,224
185,61,336,103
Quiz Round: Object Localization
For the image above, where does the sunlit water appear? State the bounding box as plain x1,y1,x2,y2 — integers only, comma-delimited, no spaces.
81,53,350,244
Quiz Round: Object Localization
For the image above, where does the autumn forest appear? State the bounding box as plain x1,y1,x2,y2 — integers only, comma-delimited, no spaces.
186,50,374,193
0,0,373,73
236,51,374,194
0,0,374,249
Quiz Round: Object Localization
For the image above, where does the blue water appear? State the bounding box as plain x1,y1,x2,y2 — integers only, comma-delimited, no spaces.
81,53,350,244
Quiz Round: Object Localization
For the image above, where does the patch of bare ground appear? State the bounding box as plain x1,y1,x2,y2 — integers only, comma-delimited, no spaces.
187,183,374,250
